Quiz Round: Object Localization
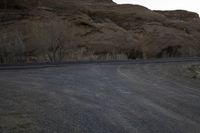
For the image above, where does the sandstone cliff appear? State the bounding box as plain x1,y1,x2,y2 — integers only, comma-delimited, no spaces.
0,0,200,63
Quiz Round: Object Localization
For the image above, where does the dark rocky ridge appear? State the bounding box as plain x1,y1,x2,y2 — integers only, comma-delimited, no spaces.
155,10,199,21
0,0,200,63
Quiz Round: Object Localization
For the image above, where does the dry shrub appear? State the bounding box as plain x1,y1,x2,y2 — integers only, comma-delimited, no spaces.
28,20,77,63
0,20,138,64
28,20,129,62
0,31,25,64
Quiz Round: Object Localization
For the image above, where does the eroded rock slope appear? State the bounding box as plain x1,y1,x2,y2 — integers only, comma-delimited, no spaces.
0,0,200,63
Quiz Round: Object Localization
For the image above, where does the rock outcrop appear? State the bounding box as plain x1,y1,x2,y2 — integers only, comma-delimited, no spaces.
0,0,200,63
155,10,199,21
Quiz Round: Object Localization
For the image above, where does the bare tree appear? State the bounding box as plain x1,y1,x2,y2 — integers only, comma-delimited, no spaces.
47,31,66,63
29,21,77,63
14,31,25,63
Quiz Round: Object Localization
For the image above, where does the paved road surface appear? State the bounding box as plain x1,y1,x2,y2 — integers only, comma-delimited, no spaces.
0,60,200,133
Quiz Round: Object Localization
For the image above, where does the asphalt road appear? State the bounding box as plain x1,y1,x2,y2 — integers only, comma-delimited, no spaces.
0,59,200,133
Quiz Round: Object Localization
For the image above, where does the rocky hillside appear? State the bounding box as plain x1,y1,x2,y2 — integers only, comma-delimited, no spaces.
0,0,200,63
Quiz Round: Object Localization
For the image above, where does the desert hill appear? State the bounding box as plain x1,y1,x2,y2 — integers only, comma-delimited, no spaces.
0,0,200,63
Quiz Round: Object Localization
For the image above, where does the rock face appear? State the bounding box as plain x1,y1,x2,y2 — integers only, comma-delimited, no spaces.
155,10,199,21
0,0,200,63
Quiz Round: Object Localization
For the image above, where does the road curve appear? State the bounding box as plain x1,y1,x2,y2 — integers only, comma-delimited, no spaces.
0,60,200,133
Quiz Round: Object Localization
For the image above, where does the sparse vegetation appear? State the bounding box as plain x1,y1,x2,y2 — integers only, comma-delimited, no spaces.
0,31,25,64
30,21,71,63
0,21,134,64
188,65,200,79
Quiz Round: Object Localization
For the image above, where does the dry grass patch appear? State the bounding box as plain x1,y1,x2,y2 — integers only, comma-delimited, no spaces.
188,65,200,79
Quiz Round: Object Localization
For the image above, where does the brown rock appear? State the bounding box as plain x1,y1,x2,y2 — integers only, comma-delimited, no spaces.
0,0,200,63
